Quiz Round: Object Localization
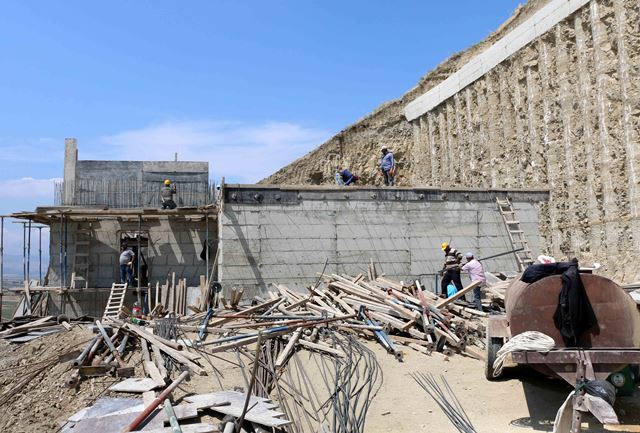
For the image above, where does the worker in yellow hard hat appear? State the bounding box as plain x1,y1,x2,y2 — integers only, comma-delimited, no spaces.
161,179,177,209
440,242,464,298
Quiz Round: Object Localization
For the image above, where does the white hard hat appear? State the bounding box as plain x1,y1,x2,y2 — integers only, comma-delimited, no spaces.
381,145,388,151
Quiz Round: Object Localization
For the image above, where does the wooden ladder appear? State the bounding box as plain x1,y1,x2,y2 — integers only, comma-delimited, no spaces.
72,222,92,289
103,282,128,320
496,197,534,271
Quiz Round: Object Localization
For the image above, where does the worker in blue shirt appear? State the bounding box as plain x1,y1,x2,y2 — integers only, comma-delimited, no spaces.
336,168,359,186
379,146,395,186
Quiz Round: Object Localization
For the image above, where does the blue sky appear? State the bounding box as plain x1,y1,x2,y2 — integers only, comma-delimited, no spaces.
0,0,522,276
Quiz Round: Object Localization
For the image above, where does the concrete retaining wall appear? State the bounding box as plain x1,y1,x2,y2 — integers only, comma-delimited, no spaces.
219,185,548,295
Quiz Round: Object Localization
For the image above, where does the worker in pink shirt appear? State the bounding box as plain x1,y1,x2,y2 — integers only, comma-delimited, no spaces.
461,252,486,311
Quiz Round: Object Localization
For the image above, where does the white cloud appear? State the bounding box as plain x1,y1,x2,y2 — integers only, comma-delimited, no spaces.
1,177,59,202
97,120,331,183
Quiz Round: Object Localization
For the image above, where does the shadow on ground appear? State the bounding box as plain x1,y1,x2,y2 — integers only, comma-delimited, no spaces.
504,366,640,432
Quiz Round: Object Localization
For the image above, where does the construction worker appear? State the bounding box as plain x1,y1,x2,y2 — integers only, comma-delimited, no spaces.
336,168,359,186
440,242,464,298
379,146,395,186
161,179,177,209
461,252,486,311
119,244,135,285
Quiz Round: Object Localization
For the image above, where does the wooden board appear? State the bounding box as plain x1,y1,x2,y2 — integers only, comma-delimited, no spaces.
185,391,290,427
109,378,159,393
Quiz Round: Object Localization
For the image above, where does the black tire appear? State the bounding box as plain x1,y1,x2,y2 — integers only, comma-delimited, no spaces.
485,336,503,381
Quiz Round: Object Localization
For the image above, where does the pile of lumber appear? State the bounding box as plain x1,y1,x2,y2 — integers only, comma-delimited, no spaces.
175,272,487,361
0,314,86,343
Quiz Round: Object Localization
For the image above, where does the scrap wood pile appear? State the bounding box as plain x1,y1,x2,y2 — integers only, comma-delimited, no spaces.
0,314,92,343
178,271,488,363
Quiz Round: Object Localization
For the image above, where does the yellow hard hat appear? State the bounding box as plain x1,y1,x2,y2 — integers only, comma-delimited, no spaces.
441,242,449,251
164,179,171,185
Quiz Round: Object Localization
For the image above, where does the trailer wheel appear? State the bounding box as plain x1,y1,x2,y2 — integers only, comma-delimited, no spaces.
485,336,503,381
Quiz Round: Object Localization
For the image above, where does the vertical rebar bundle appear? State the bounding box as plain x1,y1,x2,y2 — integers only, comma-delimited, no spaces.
54,179,218,208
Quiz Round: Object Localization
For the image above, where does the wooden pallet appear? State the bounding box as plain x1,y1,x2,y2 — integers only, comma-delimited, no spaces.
103,283,128,320
496,197,534,271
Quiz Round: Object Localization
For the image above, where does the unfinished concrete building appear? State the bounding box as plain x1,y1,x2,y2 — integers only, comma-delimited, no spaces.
264,0,640,282
12,139,217,316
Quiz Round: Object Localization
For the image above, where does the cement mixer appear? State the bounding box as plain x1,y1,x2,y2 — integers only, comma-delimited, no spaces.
485,271,640,430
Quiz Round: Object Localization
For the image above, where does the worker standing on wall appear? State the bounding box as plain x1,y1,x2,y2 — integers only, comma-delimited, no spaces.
161,179,177,209
461,252,486,311
440,242,464,298
119,244,135,286
379,146,395,186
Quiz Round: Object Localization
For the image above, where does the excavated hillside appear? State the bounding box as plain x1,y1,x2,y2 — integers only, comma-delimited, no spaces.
263,0,640,282
263,0,550,186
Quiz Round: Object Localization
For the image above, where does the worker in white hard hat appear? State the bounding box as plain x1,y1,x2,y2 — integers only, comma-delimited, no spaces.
161,179,177,209
461,252,486,311
379,146,395,186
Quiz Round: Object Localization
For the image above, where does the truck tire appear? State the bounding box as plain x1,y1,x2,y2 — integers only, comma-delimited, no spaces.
485,336,503,381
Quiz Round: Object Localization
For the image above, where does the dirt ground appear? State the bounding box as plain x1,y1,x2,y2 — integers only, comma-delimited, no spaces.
365,343,640,433
0,326,638,433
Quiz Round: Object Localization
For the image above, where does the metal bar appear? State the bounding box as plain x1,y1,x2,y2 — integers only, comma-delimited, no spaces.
477,247,525,262
22,222,26,282
0,216,3,322
122,370,190,432
59,214,63,288
137,215,142,308
63,214,68,288
205,213,209,287
511,349,640,364
38,227,43,285
26,220,31,283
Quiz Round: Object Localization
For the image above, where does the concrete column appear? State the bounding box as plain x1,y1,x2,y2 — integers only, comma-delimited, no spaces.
64,138,78,205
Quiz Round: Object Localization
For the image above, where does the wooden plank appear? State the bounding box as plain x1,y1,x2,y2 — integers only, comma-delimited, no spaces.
435,281,480,308
275,329,302,369
144,361,166,388
143,423,217,433
109,378,159,393
298,339,345,358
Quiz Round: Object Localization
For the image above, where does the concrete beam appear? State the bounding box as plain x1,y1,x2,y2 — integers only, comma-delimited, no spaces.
404,0,591,121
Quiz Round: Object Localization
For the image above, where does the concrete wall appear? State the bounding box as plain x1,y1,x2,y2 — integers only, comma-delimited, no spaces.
46,216,214,288
219,185,548,295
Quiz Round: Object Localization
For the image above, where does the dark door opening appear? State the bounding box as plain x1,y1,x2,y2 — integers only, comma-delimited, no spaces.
119,232,149,287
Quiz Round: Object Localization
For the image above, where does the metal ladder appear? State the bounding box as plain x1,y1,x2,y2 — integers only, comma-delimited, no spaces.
71,222,92,289
103,282,128,320
496,197,534,271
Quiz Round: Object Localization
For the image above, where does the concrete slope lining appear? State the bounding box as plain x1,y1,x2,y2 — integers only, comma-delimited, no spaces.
404,0,590,121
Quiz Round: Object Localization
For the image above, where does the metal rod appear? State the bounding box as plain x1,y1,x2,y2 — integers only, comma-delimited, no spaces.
22,222,26,282
122,370,190,432
0,216,4,322
27,220,31,283
205,213,209,288
38,226,43,285
137,214,142,308
64,214,68,288
477,247,524,262
236,332,263,432
59,213,63,289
